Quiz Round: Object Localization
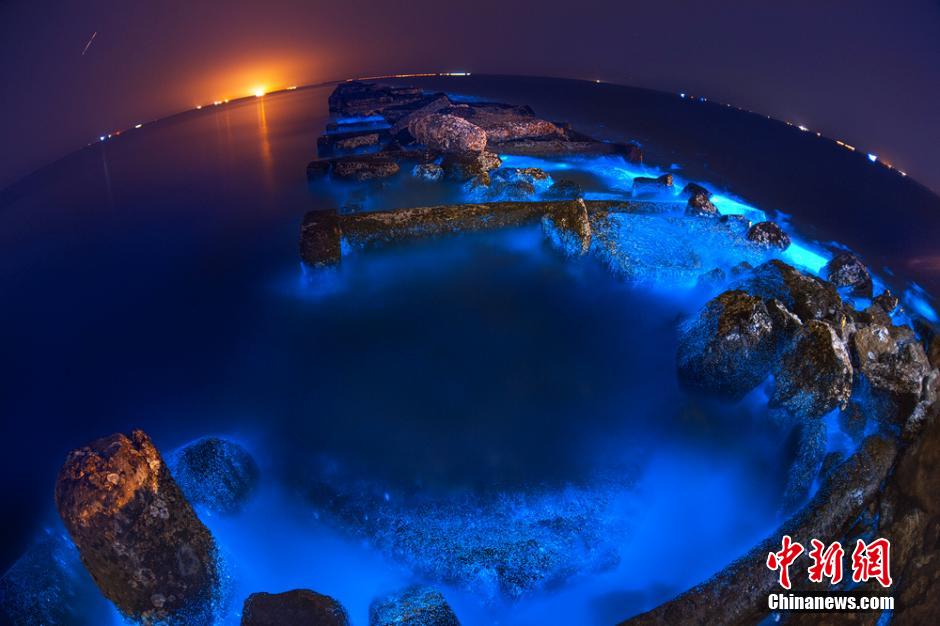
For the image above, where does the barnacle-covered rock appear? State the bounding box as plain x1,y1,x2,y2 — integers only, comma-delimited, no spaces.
771,320,853,418
54,430,218,624
746,221,791,250
331,156,401,181
409,114,487,154
825,252,873,298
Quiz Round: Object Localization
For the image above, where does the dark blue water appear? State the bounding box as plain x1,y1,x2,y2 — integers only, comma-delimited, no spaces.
1,76,937,625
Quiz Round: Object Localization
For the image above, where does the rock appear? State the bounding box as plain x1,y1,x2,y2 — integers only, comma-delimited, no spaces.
408,114,487,154
335,133,380,151
440,151,501,181
332,156,400,181
771,320,853,418
681,182,711,199
717,214,751,236
412,163,443,181
746,221,791,250
542,198,592,256
824,252,873,298
328,82,425,116
306,160,331,181
872,290,899,314
736,260,844,324
685,192,719,218
632,173,673,194
369,586,459,626
545,179,584,199
695,267,726,288
300,210,342,267
930,335,940,370
851,324,932,422
54,430,218,624
676,290,789,399
169,437,260,515
781,417,827,510
0,530,110,625
482,168,550,200
443,102,563,143
241,589,349,626
490,139,640,160
391,95,453,136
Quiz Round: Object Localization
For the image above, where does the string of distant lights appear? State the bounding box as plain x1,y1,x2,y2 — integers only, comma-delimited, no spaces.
90,71,907,180
674,90,906,177
91,72,471,146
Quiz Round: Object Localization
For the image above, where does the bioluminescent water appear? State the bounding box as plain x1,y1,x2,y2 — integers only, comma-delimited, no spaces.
2,76,938,625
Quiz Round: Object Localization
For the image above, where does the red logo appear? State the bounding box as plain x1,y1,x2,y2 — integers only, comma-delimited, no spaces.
766,536,892,588
807,539,845,584
766,534,804,589
851,538,893,588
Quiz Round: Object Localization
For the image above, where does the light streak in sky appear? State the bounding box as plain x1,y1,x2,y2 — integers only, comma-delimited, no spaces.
81,31,97,56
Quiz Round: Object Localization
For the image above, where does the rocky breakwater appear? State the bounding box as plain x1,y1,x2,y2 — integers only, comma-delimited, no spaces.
55,430,219,624
638,251,940,624
306,81,642,184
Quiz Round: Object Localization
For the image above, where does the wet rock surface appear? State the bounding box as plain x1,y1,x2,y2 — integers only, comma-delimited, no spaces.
300,210,342,267
736,259,844,324
851,324,932,423
169,437,260,515
331,155,401,181
54,430,218,624
241,589,349,626
542,198,592,256
369,586,459,626
771,320,853,418
677,290,792,399
825,252,873,298
746,221,791,250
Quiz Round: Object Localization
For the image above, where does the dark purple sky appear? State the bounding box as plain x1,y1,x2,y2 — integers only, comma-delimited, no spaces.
2,0,939,192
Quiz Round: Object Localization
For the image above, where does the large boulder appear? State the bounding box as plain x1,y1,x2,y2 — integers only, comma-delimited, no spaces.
824,252,873,298
369,586,459,626
169,437,260,515
677,290,793,399
54,430,218,624
443,102,564,143
408,114,487,153
851,324,932,422
771,320,853,418
746,221,791,250
735,260,844,324
241,589,349,626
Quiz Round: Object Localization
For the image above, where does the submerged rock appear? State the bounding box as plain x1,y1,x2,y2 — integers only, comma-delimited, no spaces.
632,173,673,194
369,586,459,626
542,198,592,256
0,530,110,625
54,430,218,624
300,210,342,267
685,192,719,218
241,589,349,626
824,252,873,298
412,163,443,181
676,290,786,399
408,114,487,154
440,151,501,181
736,259,844,324
170,437,260,515
332,156,401,181
545,179,584,199
771,320,853,418
746,221,791,250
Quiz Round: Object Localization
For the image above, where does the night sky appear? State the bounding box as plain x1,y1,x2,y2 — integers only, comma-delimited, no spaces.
1,0,939,193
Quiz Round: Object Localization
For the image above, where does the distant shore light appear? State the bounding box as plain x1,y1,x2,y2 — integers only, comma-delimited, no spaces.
867,153,878,163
